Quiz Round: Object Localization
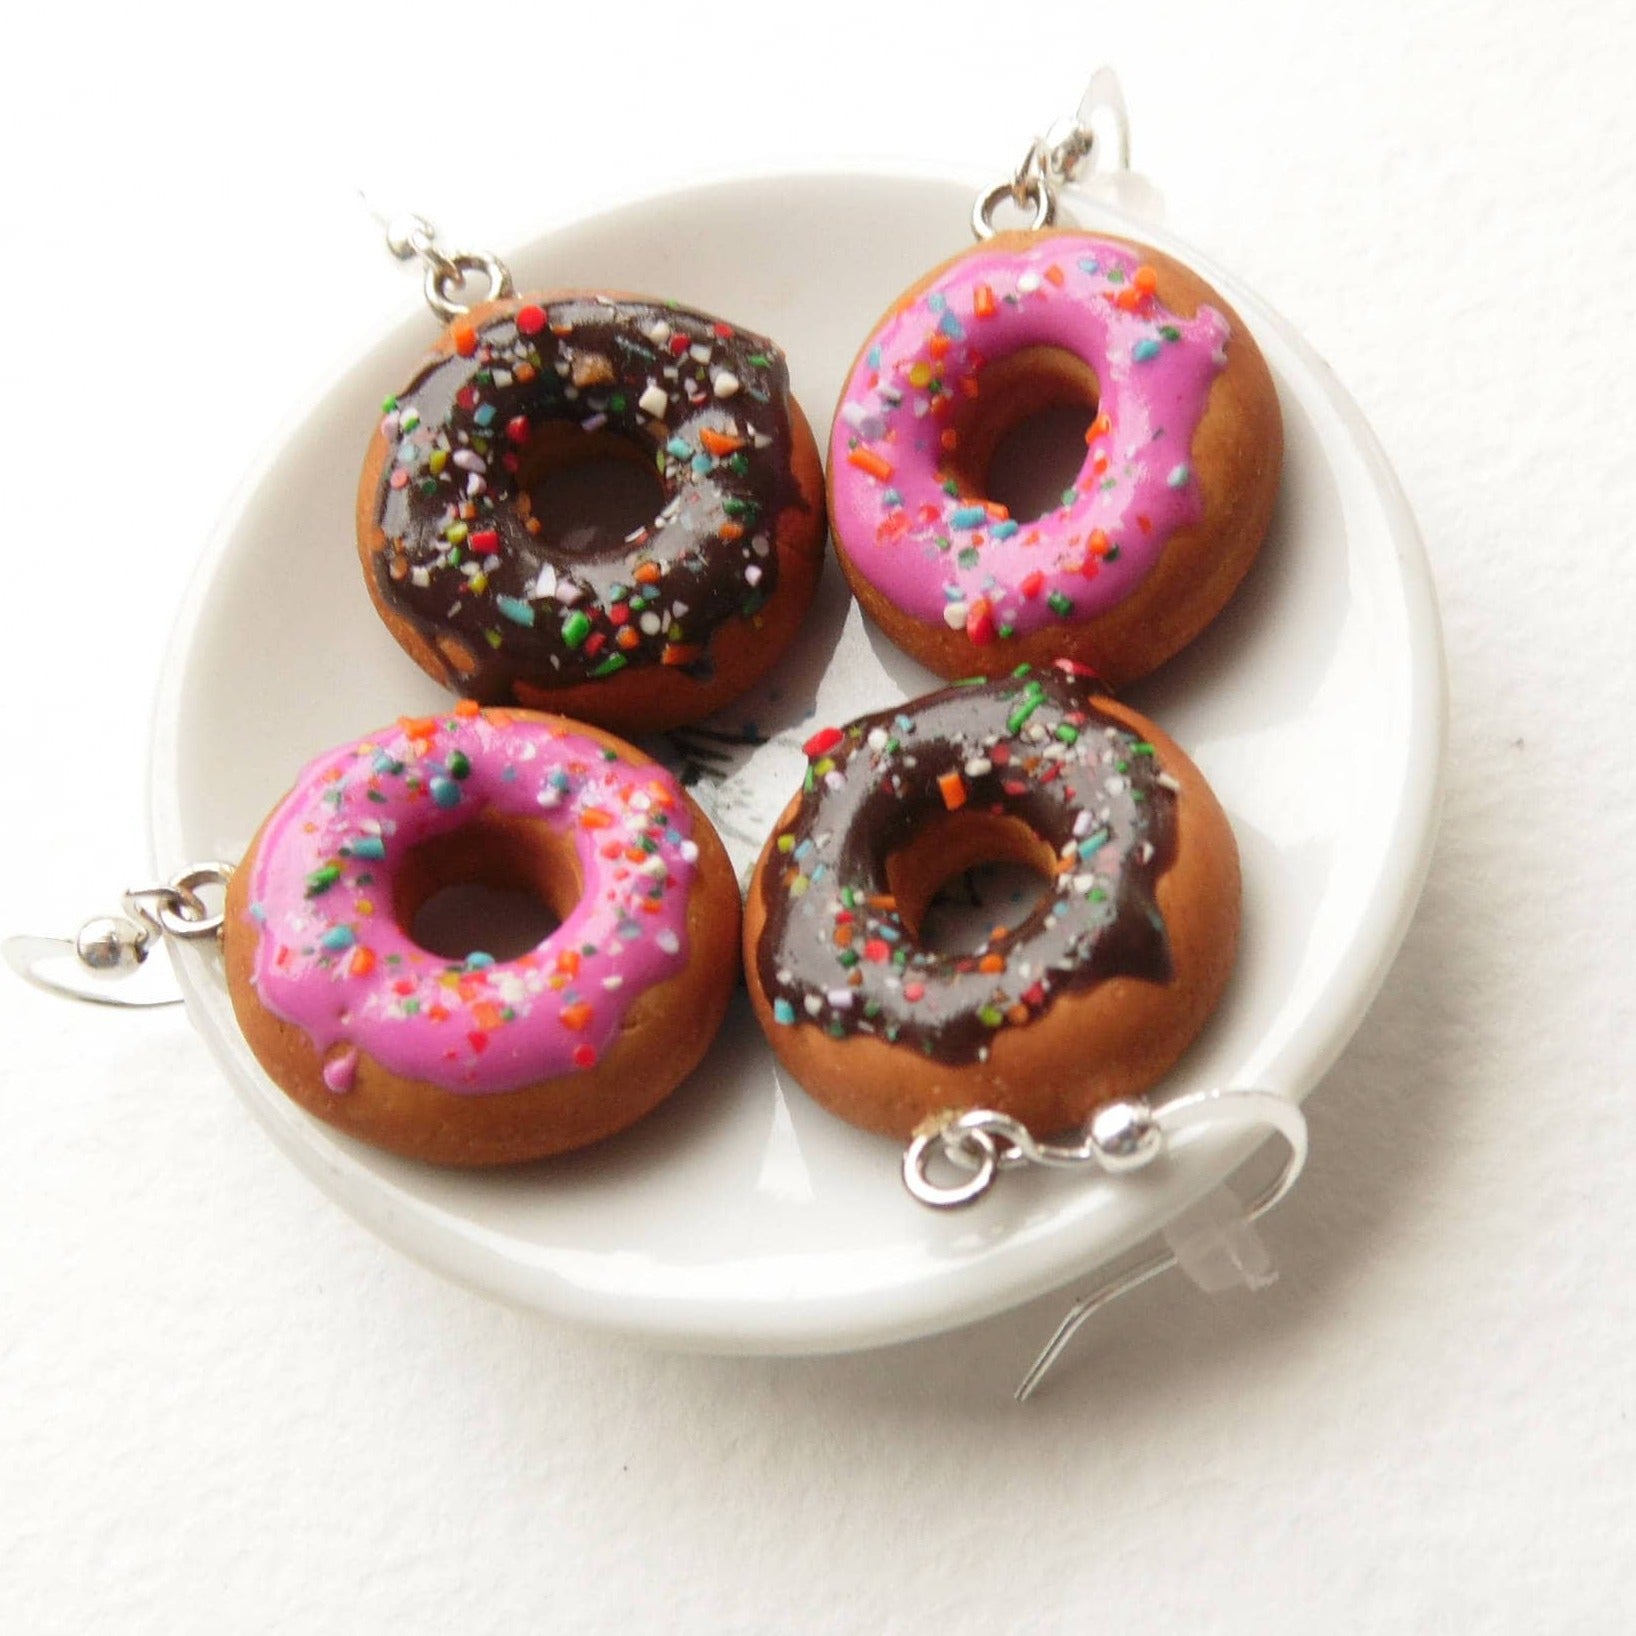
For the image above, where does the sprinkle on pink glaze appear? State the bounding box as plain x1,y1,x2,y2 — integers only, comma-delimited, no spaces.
244,708,699,1095
828,235,1230,640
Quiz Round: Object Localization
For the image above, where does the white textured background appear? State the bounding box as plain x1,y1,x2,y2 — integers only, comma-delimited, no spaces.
3,1,1633,1628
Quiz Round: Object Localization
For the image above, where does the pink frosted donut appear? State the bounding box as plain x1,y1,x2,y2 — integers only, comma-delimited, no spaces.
222,705,741,1165
827,230,1281,684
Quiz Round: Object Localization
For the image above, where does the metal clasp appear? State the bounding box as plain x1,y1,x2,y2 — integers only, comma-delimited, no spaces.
972,66,1136,239
4,862,233,1009
376,207,514,323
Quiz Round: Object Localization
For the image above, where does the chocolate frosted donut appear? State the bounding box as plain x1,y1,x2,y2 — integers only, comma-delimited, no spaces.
358,294,825,733
743,665,1240,1139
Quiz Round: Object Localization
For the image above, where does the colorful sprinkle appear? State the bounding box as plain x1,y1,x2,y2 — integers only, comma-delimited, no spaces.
847,447,894,482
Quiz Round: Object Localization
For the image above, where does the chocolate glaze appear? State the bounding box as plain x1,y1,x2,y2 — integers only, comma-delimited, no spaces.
755,667,1178,1064
367,295,808,699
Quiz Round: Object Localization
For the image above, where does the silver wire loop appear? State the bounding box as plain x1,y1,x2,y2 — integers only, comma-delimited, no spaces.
971,67,1134,240
123,862,234,943
383,209,514,322
906,1091,1187,1207
4,861,234,1009
384,210,445,267
904,1086,1304,1209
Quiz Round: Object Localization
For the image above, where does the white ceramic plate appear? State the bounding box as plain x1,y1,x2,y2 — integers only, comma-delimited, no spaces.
148,167,1444,1354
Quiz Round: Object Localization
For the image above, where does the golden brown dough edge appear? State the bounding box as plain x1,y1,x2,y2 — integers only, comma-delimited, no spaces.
223,711,743,1166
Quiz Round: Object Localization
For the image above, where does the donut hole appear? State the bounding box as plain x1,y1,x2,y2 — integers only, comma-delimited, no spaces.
515,423,666,556
886,810,1057,956
396,813,583,965
411,884,561,964
945,346,1100,523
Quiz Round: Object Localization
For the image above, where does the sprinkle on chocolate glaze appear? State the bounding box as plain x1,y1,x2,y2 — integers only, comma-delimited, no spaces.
369,295,807,699
755,666,1178,1065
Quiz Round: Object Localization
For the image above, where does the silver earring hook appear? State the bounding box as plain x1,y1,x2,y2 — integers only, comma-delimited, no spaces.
358,193,514,323
4,862,233,1010
972,66,1135,240
1044,65,1133,187
904,1085,1308,1400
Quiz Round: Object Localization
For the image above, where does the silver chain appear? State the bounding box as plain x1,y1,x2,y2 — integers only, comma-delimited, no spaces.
383,211,514,323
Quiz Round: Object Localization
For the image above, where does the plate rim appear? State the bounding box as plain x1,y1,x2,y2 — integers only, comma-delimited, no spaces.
147,160,1447,1354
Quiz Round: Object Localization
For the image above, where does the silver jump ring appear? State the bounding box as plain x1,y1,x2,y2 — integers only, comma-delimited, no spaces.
123,863,234,944
425,251,515,322
380,210,514,323
905,1123,1001,1208
158,863,233,941
972,175,1056,241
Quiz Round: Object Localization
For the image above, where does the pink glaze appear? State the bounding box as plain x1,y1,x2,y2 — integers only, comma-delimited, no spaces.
320,1049,358,1095
244,709,700,1095
829,234,1230,643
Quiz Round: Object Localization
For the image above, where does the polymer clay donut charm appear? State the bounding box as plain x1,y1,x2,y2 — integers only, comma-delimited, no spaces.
828,231,1281,684
358,294,825,734
743,665,1239,1140
223,704,740,1165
